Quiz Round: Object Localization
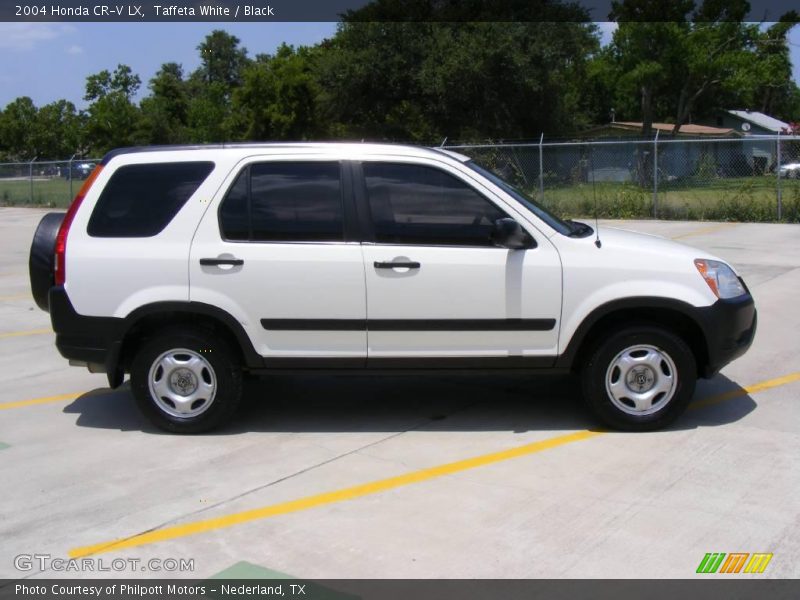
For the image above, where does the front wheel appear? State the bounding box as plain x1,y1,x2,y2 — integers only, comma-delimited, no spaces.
130,329,242,433
580,326,696,431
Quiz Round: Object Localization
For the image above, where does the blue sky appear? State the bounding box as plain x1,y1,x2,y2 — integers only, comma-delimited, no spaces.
0,22,798,111
0,22,338,107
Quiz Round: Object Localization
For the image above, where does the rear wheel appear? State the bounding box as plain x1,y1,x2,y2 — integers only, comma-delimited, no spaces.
130,329,242,433
580,326,696,431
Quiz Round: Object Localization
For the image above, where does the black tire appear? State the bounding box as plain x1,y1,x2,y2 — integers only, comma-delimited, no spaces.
28,212,64,312
580,326,696,431
130,328,242,433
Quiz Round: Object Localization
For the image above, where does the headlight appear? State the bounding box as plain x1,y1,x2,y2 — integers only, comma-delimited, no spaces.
694,259,746,299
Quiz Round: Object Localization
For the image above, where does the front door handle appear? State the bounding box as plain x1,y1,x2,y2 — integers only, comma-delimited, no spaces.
374,261,420,269
200,258,244,266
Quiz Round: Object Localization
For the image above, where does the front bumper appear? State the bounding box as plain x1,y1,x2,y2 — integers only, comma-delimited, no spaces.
695,292,757,378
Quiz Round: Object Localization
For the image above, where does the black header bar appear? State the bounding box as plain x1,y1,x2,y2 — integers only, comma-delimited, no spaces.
1,580,799,600
2,1,799,22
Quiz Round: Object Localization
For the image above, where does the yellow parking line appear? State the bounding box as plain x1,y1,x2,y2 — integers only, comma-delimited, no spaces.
70,430,603,558
689,372,800,411
671,222,739,240
0,392,81,411
67,370,800,559
0,328,52,339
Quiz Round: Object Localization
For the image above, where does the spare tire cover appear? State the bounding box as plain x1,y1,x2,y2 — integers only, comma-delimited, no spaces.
29,212,64,312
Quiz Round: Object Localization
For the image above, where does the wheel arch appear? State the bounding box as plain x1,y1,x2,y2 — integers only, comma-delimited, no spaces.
558,297,710,376
113,302,263,385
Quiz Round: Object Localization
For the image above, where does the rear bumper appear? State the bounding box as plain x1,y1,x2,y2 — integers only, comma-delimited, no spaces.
696,293,757,378
49,286,125,386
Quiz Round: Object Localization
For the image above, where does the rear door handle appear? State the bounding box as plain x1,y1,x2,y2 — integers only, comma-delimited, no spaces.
200,258,244,266
374,261,420,269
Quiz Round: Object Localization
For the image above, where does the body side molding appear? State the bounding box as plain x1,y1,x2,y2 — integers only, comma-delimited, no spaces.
260,318,557,332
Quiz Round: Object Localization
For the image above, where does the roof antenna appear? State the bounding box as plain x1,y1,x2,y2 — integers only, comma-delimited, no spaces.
440,137,448,147
589,142,602,248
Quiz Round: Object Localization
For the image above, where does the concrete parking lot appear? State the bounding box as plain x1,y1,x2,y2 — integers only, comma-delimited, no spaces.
0,207,798,579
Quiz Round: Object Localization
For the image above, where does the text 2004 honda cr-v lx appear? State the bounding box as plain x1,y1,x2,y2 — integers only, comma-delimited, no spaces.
28,143,756,433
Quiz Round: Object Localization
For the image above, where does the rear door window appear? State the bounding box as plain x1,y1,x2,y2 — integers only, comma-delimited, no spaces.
88,162,214,237
219,162,344,242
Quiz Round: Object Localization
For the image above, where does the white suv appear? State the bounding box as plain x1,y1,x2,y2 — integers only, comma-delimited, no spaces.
29,143,756,433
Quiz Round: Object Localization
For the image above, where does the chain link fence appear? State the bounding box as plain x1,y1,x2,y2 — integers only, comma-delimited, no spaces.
0,158,101,208
3,138,800,222
448,135,800,222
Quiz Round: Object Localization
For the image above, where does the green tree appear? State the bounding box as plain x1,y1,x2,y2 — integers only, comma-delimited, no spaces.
231,44,320,140
139,62,190,144
85,64,141,102
83,64,143,154
195,30,249,89
186,31,250,142
0,97,39,160
606,1,695,138
315,22,432,140
186,82,232,142
733,15,800,119
600,1,799,135
31,100,84,158
316,21,599,141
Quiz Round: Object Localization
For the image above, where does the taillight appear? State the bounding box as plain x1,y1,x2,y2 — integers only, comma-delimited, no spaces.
54,165,103,286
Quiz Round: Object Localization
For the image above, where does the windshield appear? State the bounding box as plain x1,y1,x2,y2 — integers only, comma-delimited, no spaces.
464,160,573,236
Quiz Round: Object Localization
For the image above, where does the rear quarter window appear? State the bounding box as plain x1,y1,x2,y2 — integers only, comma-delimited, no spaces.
87,162,214,237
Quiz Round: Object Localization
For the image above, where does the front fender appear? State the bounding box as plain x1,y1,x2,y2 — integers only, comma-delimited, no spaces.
556,294,711,371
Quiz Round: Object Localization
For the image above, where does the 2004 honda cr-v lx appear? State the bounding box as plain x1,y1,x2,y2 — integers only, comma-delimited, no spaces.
28,143,756,433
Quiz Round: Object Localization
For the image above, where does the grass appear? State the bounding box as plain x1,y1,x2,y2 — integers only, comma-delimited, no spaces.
0,177,82,208
535,176,800,223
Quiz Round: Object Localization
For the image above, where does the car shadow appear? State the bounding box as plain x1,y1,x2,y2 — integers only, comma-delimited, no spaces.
62,371,756,435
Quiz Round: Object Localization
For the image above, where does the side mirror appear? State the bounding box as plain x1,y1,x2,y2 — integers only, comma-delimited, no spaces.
490,218,536,250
